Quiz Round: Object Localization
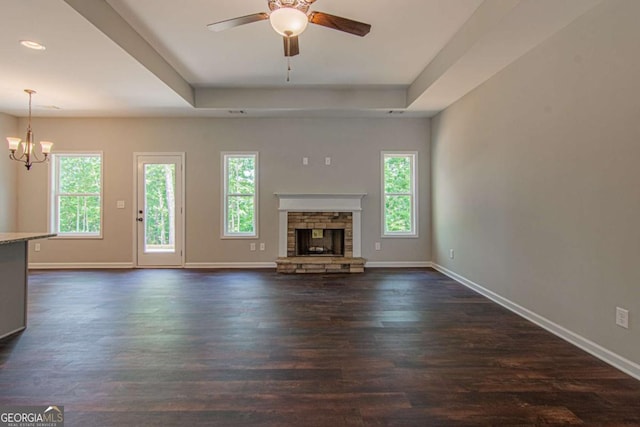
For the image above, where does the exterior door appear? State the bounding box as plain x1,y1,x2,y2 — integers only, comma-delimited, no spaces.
135,154,184,267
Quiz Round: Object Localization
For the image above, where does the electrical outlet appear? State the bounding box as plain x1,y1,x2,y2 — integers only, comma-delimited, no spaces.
259,243,265,251
616,307,629,329
34,243,41,252
375,242,381,251
302,157,308,165
449,249,455,259
325,157,331,165
250,243,256,251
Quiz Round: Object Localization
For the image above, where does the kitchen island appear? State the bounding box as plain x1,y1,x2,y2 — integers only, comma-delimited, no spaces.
0,232,56,339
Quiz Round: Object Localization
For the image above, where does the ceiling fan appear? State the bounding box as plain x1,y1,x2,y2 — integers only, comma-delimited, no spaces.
206,0,372,58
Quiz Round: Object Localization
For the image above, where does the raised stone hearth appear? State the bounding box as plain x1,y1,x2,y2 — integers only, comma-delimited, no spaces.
276,256,366,274
275,193,366,274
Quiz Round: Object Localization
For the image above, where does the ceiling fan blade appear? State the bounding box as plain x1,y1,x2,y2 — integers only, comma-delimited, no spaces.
283,35,300,57
309,11,371,37
206,13,269,32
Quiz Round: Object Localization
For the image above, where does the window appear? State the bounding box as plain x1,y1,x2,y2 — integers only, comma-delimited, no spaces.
223,152,258,238
382,152,417,237
50,153,103,238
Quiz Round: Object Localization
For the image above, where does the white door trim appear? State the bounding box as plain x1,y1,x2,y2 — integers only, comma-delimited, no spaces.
133,152,186,268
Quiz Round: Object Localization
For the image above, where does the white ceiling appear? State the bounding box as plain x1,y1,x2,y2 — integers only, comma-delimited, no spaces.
108,0,482,86
0,0,603,118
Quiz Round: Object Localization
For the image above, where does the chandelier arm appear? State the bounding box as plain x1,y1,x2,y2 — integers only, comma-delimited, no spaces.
28,154,49,165
9,141,46,164
8,152,29,169
9,146,27,161
27,146,44,163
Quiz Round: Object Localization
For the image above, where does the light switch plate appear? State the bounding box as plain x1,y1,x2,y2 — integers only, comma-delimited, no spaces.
616,307,629,329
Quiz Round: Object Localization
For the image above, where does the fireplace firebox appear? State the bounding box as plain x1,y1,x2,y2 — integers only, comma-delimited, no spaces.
296,229,344,257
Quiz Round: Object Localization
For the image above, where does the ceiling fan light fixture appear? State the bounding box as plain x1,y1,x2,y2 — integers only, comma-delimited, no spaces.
269,7,308,36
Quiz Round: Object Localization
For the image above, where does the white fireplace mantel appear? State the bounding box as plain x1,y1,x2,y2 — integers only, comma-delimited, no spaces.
275,193,366,212
275,193,366,258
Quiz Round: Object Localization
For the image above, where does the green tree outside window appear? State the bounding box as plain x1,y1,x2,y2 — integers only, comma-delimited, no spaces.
383,153,417,236
53,154,102,236
224,154,257,236
144,164,176,250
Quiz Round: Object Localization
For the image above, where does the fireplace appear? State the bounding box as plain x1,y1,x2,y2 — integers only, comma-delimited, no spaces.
275,193,366,273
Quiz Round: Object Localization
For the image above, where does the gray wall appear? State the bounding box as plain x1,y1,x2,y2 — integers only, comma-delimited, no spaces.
17,117,431,265
431,0,640,365
0,113,18,232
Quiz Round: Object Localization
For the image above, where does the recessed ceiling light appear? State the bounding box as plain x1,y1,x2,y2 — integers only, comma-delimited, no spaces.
20,40,46,50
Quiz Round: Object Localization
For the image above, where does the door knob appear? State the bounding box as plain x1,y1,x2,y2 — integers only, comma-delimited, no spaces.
137,218,143,222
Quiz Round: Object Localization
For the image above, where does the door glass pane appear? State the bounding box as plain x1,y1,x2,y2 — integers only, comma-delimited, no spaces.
144,163,176,253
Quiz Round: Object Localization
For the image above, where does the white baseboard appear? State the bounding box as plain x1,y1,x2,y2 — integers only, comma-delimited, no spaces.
366,261,433,268
185,262,277,269
29,262,134,270
187,261,433,269
0,326,25,340
28,261,434,270
189,261,433,269
432,263,640,381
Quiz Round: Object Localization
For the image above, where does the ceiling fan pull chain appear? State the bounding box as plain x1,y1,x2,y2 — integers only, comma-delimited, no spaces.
285,32,292,82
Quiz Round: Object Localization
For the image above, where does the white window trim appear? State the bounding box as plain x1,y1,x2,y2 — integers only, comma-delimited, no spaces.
381,151,418,238
49,151,104,239
221,152,259,239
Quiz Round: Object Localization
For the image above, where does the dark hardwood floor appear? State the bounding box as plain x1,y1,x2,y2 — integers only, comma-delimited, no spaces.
1,268,639,426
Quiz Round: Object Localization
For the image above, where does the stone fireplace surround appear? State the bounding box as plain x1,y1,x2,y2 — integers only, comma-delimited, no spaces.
291,213,348,257
275,193,366,273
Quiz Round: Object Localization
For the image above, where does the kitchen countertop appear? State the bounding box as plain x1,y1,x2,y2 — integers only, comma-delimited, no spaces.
0,233,57,245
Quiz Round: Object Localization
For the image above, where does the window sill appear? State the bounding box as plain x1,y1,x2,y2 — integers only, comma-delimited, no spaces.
51,235,103,240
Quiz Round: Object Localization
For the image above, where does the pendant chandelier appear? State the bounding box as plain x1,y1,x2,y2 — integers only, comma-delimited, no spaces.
6,89,53,170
